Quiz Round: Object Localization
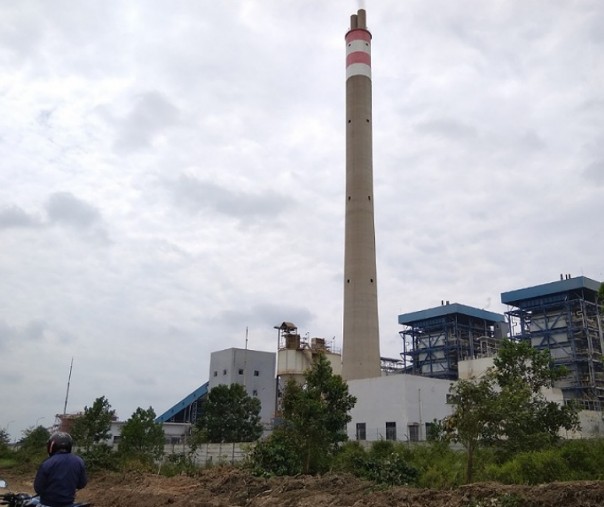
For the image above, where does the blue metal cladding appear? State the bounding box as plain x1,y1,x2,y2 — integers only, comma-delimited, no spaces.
399,303,505,326
501,276,601,306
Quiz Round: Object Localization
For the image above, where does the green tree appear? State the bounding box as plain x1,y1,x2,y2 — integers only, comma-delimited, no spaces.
443,375,498,483
280,353,356,474
195,383,263,443
492,340,579,456
118,407,165,463
17,425,51,464
0,428,10,457
445,340,580,482
19,425,50,450
71,396,115,452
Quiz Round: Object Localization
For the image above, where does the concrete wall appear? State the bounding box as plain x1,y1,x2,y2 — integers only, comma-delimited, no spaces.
161,442,249,466
347,374,453,442
110,421,191,445
458,356,494,379
571,410,604,438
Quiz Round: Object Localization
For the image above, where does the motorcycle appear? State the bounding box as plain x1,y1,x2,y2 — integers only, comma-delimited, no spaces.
0,479,91,507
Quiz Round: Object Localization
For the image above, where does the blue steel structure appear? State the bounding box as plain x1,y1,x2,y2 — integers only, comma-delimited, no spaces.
399,303,506,380
501,276,604,410
155,381,209,424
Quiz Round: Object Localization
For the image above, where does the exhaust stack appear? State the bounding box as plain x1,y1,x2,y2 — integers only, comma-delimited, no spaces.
342,9,381,380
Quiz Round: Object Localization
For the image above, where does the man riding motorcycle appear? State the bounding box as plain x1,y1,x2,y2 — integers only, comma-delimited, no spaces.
33,432,87,507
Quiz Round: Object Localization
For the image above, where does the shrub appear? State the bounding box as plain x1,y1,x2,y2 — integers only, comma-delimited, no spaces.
159,453,198,477
559,438,604,480
331,441,367,474
353,451,418,486
368,440,396,459
403,443,465,488
79,443,118,472
486,449,568,485
247,429,303,477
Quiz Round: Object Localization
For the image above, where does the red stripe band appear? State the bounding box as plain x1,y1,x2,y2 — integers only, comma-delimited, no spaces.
346,52,371,67
345,29,371,44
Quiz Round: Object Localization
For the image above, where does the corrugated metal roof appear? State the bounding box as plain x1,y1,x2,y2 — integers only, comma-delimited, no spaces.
500,276,601,306
398,302,505,325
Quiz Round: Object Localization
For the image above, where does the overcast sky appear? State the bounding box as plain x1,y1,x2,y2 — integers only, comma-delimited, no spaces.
1,0,602,441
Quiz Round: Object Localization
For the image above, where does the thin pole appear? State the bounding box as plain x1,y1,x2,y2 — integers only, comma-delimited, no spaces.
63,357,74,415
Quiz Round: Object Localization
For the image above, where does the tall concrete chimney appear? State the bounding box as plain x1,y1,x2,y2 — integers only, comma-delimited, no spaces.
342,9,381,380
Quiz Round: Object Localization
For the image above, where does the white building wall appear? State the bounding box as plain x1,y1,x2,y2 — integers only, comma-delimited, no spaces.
209,348,276,427
458,356,494,379
347,374,453,442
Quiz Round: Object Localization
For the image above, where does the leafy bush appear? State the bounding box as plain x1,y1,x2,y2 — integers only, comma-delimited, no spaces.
331,441,367,474
333,441,418,486
397,442,465,488
79,443,118,472
483,459,523,485
486,449,568,484
247,429,303,477
368,440,396,460
559,438,604,480
159,453,198,477
354,452,418,486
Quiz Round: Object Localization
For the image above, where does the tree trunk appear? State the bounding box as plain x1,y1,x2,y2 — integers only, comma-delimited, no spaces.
466,443,474,484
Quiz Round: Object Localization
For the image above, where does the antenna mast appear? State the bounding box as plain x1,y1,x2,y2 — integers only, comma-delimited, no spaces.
63,357,74,415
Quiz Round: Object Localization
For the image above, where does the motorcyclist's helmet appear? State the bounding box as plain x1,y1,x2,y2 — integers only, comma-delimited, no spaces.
47,432,73,455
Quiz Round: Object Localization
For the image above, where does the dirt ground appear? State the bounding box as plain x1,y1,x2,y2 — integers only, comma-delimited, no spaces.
2,467,604,507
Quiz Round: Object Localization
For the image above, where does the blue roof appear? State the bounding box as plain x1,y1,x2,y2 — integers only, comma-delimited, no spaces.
501,276,601,306
398,303,505,325
155,381,209,423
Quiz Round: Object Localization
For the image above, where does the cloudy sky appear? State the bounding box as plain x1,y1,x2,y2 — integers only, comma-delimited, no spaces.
1,0,602,441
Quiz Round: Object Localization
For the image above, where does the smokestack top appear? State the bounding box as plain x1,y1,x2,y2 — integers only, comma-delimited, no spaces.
346,9,372,80
349,9,368,31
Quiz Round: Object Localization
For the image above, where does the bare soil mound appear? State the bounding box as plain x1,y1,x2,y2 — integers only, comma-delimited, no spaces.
3,467,604,507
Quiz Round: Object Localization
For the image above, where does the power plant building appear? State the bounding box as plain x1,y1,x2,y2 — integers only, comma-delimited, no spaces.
156,348,276,429
399,302,506,380
153,8,603,445
502,276,604,411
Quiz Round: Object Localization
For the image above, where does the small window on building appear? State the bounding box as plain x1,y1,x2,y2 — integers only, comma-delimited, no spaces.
425,421,436,441
356,422,366,441
213,371,218,377
223,369,227,375
386,421,397,441
408,423,419,442
252,389,258,397
254,370,259,376
238,368,244,375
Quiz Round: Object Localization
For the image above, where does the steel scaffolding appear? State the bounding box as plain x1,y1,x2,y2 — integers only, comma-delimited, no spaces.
502,276,604,410
399,303,506,380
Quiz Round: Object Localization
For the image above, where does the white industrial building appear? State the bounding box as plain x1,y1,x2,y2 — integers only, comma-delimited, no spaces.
155,347,277,431
346,374,452,442
209,347,276,428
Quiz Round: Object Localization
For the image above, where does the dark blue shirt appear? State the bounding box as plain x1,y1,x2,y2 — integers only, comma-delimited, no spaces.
34,451,87,507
